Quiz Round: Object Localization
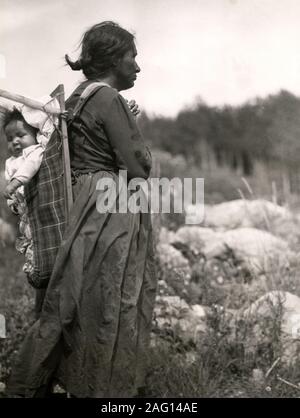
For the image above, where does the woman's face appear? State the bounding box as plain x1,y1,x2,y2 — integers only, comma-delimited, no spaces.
114,43,141,91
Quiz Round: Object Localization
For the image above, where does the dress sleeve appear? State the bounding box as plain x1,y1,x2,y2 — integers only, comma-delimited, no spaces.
4,159,11,181
11,145,44,185
102,94,152,180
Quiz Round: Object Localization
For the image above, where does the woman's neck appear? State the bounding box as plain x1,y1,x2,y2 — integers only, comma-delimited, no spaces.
94,74,119,91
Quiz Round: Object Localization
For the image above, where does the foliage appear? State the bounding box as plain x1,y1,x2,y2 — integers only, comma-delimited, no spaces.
140,90,300,172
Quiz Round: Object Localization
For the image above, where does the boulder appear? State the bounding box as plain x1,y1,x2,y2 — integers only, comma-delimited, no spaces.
156,242,192,298
159,227,177,245
236,291,300,366
171,226,224,258
171,225,293,276
157,242,191,276
186,199,291,231
153,295,207,344
221,228,292,275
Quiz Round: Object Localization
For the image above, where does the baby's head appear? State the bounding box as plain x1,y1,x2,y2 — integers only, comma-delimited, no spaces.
3,108,38,157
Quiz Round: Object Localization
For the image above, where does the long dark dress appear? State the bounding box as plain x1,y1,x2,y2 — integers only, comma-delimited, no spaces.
7,82,157,398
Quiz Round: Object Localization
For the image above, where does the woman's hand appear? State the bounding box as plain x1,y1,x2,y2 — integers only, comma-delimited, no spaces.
127,99,140,117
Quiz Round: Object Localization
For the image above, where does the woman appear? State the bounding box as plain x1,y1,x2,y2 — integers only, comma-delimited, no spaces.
7,21,157,398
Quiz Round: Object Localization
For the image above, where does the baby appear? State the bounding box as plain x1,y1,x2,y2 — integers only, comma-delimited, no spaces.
3,108,48,280
4,108,43,201
3,98,59,283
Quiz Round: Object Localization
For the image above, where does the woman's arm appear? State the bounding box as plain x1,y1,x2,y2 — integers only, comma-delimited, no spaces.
103,94,152,180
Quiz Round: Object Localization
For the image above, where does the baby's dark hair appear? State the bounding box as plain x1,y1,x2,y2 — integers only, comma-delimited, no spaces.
3,108,25,129
65,21,135,79
3,107,38,135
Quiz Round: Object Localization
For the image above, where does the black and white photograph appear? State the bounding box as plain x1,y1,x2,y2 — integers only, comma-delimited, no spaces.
1,0,300,400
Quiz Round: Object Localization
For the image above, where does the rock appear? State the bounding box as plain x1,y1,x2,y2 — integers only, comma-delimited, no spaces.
221,228,292,275
186,199,291,231
153,296,208,344
53,384,67,394
154,296,190,319
236,291,300,366
157,242,190,271
156,243,192,298
251,368,265,387
0,314,5,339
204,199,253,229
191,304,206,318
171,226,224,257
171,225,292,277
159,227,177,245
216,276,224,285
271,216,300,251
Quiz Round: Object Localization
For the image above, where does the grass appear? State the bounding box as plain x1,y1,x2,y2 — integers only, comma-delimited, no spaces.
0,246,35,388
147,340,300,398
146,201,300,398
146,300,300,398
1,211,300,398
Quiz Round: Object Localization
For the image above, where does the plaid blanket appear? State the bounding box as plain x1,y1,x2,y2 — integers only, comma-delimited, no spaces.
23,82,107,289
24,127,66,289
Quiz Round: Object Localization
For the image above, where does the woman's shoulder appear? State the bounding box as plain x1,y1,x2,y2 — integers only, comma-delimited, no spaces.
73,80,119,96
84,85,127,121
66,81,118,107
66,81,126,122
91,84,119,106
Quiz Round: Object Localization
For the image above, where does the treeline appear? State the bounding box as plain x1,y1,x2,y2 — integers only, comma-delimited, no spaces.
139,90,300,175
2,90,300,175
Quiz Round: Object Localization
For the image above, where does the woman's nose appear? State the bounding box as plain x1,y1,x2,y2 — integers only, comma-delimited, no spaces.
135,62,141,73
12,137,20,145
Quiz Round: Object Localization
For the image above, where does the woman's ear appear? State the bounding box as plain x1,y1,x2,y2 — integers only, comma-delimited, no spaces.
112,57,121,67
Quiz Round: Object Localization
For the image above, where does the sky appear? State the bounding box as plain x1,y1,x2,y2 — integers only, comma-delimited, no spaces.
1,0,300,117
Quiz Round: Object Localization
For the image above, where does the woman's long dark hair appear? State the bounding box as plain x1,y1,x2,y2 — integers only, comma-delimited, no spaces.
65,21,135,80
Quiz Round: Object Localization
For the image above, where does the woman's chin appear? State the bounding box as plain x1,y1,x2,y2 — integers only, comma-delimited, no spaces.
121,79,136,91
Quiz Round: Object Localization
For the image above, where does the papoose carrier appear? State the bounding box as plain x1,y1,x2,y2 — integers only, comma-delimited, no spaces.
0,85,73,289
1,82,111,289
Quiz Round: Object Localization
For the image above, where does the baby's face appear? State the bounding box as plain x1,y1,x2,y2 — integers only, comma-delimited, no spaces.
5,119,37,157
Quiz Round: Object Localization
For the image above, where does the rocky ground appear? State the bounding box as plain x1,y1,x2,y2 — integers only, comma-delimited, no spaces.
2,198,300,397
151,199,300,396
